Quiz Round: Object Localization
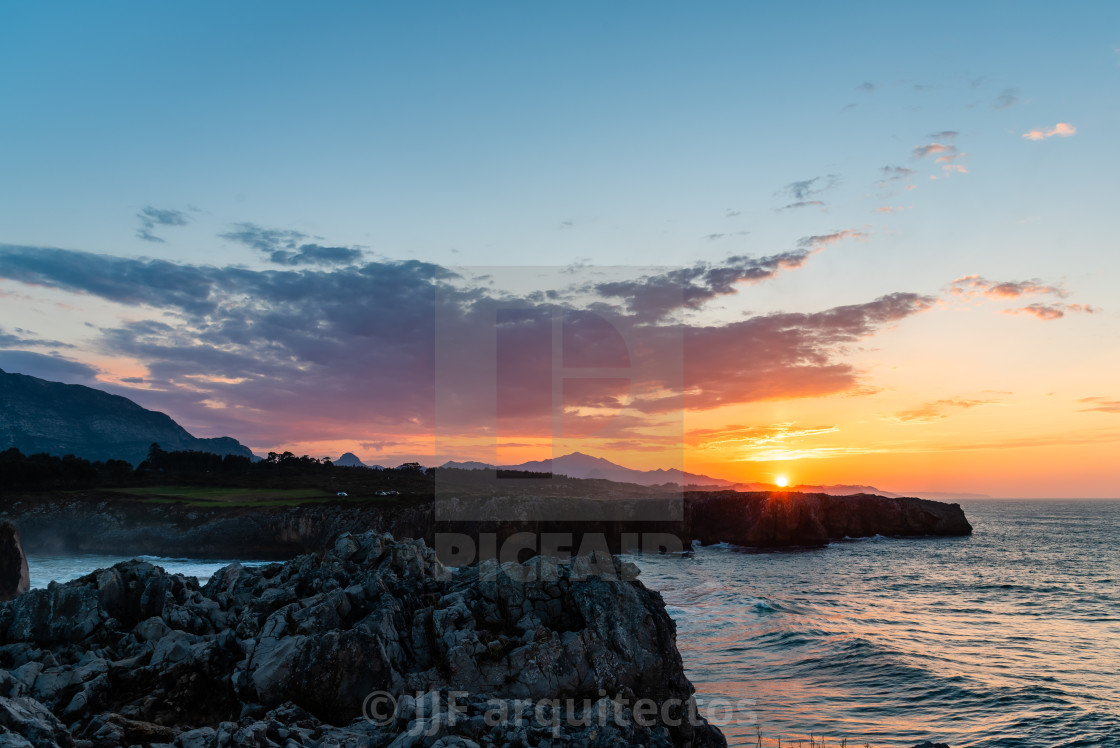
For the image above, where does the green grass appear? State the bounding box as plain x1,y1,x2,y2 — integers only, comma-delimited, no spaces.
112,485,338,505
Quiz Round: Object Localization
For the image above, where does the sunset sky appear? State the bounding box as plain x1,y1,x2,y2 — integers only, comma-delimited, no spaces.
1,2,1118,497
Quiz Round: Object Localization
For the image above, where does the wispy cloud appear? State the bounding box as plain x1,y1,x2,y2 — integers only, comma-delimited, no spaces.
221,223,364,266
912,135,967,176
1003,302,1097,320
992,88,1019,109
136,206,190,243
1022,122,1077,141
1079,396,1120,413
889,398,1001,423
950,275,1067,300
780,175,841,201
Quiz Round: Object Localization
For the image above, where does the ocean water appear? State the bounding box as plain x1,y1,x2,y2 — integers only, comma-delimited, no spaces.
22,500,1120,747
26,554,272,590
633,500,1120,747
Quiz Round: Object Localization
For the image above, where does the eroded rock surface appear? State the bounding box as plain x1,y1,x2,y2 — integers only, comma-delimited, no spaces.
0,532,726,747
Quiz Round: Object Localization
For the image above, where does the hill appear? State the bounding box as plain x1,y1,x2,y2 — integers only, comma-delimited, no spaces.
0,368,254,465
442,451,736,487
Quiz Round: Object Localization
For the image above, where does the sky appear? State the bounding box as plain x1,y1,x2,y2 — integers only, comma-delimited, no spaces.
1,1,1118,497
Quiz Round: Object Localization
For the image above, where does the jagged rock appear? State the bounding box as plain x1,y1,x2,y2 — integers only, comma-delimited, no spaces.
0,532,727,747
0,523,29,602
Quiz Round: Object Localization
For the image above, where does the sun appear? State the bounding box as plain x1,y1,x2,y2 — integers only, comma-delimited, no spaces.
775,475,789,488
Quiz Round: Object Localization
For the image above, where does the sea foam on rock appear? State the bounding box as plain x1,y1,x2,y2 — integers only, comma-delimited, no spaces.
0,532,726,747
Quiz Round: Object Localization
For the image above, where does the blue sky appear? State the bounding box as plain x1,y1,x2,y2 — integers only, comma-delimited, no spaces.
1,2,1118,495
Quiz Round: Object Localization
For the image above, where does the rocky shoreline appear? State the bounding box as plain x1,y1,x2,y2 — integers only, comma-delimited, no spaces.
1,531,727,747
2,491,972,561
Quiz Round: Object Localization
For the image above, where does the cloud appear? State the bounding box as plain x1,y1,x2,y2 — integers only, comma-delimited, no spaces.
591,229,867,323
857,82,876,93
780,175,840,201
890,398,1000,423
1022,122,1077,141
778,200,826,212
1003,302,1097,320
912,139,967,176
0,241,932,448
1079,397,1120,413
136,206,190,243
993,88,1019,109
0,326,74,349
877,165,915,188
221,223,363,266
949,275,1067,300
949,275,1096,320
0,350,101,385
876,206,910,214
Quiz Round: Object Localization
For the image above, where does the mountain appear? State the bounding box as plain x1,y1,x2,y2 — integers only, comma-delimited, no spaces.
334,452,368,468
441,451,988,499
0,368,255,466
442,451,736,487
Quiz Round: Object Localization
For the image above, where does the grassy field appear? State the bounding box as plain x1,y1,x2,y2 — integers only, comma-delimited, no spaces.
111,485,344,507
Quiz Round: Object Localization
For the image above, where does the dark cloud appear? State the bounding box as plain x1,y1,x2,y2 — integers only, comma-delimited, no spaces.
268,244,364,266
591,251,813,323
0,327,73,349
927,130,959,140
221,223,363,266
0,241,930,446
0,350,100,385
857,82,876,93
136,206,190,243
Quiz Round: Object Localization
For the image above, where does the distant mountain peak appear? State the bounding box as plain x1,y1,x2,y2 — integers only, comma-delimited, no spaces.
440,451,736,488
334,452,368,468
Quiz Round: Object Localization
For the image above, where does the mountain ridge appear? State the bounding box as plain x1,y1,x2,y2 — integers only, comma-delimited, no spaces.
0,367,255,466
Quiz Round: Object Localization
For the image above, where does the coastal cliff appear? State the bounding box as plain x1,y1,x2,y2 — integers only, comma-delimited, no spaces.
1,491,971,560
0,532,726,747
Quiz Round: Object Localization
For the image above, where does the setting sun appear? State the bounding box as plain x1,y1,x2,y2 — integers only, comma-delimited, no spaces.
775,475,790,488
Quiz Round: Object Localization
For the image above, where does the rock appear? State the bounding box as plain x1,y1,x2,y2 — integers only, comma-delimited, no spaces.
912,743,951,748
0,696,73,747
0,523,29,602
0,532,727,747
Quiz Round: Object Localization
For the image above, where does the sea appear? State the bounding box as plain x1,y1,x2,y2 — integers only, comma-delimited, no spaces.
25,499,1120,747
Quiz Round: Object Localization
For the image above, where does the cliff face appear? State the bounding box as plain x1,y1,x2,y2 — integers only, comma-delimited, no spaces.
0,368,254,465
2,490,972,561
684,492,973,548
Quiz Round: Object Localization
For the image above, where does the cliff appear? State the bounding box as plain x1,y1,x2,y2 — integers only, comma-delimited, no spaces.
2,490,971,561
0,368,254,466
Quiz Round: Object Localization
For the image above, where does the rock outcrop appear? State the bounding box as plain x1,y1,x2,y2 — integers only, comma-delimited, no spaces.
0,521,29,602
0,532,727,747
